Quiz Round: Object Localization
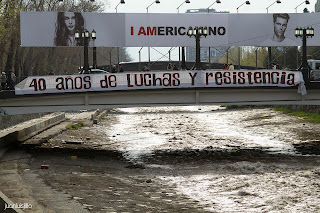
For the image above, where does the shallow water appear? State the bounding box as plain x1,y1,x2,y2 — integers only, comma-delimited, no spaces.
101,106,298,158
90,106,320,212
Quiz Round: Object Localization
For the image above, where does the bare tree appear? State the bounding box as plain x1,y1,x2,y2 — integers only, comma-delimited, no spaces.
1,0,131,79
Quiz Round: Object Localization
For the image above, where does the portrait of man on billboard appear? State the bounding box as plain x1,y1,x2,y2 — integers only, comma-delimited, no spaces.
272,13,290,42
54,12,85,46
259,13,297,46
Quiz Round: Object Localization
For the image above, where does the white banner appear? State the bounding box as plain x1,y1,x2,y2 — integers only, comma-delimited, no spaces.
20,12,320,47
15,70,306,95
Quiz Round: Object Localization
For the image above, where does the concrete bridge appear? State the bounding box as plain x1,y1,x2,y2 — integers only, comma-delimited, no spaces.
1,87,320,115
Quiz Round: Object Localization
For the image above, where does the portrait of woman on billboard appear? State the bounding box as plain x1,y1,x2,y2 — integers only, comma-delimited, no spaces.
54,12,85,46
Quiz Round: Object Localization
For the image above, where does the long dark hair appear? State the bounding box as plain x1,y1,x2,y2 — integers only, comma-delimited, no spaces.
54,12,85,46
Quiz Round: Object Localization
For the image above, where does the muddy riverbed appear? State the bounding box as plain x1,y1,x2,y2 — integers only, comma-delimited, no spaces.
0,106,320,212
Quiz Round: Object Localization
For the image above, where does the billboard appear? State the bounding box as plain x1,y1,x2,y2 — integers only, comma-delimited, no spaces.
20,11,320,47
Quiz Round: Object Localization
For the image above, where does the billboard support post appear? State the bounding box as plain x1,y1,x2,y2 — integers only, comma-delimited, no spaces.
181,47,186,70
147,0,161,70
83,35,89,73
295,27,314,83
116,1,125,72
75,29,96,74
188,27,208,70
268,47,272,69
93,46,97,68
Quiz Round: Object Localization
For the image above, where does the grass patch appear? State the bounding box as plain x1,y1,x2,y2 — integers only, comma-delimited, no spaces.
66,122,86,130
78,122,85,127
67,124,79,130
221,105,255,109
274,106,320,123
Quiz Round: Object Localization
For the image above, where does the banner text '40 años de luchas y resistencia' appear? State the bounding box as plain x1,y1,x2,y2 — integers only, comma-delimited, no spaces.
15,70,307,95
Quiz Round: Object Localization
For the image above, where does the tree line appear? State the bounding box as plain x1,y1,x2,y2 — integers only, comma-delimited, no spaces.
217,45,320,70
0,0,131,81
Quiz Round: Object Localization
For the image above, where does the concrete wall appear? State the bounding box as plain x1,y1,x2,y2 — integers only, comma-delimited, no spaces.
0,113,65,148
0,113,47,130
0,113,66,212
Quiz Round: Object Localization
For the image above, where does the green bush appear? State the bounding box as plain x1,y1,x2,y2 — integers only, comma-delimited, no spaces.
78,122,85,127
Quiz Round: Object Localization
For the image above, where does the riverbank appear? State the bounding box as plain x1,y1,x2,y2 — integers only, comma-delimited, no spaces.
275,106,320,123
223,104,320,124
0,106,320,212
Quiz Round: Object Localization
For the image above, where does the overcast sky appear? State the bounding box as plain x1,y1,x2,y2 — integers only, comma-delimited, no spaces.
102,0,317,63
